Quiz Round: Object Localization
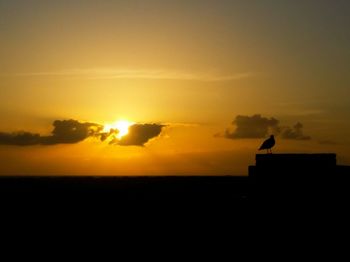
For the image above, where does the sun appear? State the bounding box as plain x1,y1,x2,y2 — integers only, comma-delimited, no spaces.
103,120,135,139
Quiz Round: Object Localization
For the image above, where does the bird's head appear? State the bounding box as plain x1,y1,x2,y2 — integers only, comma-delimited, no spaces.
270,135,275,138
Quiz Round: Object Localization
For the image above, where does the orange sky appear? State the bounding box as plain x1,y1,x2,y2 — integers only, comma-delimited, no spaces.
1,1,350,175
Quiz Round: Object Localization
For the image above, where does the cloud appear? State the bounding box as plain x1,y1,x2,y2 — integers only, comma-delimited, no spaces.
0,131,42,146
42,120,103,145
0,120,165,147
224,114,280,139
113,124,165,146
221,114,311,140
0,120,103,146
99,129,119,142
7,68,254,82
280,122,311,140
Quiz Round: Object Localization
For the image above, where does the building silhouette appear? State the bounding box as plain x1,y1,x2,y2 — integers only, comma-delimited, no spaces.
249,153,350,203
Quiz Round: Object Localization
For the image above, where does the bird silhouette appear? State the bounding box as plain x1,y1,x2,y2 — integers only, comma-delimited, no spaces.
259,135,275,154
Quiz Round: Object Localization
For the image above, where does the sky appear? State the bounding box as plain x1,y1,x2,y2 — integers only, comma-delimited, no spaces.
1,0,350,175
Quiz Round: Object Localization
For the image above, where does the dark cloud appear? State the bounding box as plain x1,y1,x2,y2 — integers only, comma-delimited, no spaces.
221,114,311,140
0,120,103,146
41,120,103,145
280,122,311,140
224,114,280,139
114,124,165,146
100,129,118,142
0,131,42,146
0,120,165,147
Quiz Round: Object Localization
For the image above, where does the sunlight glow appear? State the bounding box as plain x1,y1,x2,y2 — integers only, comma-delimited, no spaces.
103,120,135,139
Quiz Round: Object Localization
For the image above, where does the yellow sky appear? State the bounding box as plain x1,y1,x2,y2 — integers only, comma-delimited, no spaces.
1,1,350,175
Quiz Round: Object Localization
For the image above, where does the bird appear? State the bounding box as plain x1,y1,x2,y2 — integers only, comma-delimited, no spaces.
259,135,275,154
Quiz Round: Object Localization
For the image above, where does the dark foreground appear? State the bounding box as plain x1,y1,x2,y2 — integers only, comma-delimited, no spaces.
0,176,257,221
1,154,349,214
0,176,251,204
